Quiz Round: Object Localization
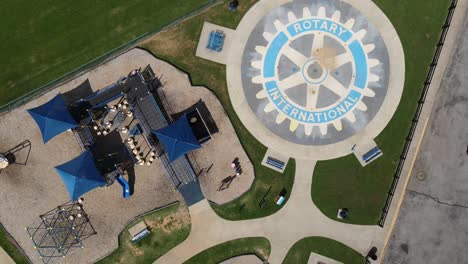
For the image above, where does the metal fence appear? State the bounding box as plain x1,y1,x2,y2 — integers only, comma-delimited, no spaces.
0,0,221,115
377,0,458,227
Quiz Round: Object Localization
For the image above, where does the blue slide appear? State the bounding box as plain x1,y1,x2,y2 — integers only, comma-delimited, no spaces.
116,175,131,199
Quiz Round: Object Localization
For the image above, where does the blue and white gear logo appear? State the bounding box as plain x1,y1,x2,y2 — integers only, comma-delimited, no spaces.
251,6,381,136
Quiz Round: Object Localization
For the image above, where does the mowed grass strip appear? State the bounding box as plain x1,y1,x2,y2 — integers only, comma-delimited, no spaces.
96,203,190,264
184,237,270,264
142,0,296,220
0,224,28,264
0,0,211,107
283,237,364,264
311,0,452,224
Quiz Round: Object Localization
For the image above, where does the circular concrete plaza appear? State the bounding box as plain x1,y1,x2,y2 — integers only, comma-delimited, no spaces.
226,0,404,160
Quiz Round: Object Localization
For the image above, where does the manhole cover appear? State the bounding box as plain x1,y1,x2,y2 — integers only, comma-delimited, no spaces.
416,171,426,181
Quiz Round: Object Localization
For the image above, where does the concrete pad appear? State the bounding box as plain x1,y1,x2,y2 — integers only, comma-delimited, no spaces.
308,252,343,264
195,22,235,65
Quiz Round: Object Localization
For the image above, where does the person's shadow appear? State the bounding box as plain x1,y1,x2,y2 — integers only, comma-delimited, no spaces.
218,175,236,191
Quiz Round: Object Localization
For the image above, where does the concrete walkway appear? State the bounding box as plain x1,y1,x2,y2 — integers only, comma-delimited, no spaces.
0,247,14,264
155,159,382,264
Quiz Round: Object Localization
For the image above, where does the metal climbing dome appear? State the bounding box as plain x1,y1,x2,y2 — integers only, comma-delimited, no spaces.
26,199,96,264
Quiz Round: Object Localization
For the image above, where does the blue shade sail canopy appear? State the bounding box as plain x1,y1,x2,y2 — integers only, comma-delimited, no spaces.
153,115,202,163
27,94,78,143
55,150,106,201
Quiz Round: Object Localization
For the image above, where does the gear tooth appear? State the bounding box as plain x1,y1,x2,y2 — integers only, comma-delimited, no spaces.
317,7,326,18
263,32,274,42
362,87,376,97
355,29,367,41
356,101,368,111
304,124,313,136
264,102,276,113
369,74,380,83
287,11,297,23
303,7,312,18
256,89,268,99
289,120,299,132
276,113,287,124
319,124,328,135
273,20,284,32
255,46,267,56
344,18,355,29
368,59,380,68
332,10,341,22
346,112,356,122
252,75,263,84
364,44,375,53
251,61,262,70
332,120,343,131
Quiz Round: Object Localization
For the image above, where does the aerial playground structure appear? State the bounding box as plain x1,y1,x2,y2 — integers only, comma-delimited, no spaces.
25,65,213,262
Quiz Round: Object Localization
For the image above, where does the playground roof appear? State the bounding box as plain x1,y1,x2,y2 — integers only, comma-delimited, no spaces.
27,94,78,143
55,150,106,201
153,115,201,163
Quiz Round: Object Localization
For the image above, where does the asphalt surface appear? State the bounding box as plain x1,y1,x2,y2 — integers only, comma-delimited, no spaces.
383,13,468,264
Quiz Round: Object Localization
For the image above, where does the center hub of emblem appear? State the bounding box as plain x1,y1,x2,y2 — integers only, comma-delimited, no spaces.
302,58,328,84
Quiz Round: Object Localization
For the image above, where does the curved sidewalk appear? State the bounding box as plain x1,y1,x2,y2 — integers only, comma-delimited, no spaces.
0,247,14,264
155,159,382,264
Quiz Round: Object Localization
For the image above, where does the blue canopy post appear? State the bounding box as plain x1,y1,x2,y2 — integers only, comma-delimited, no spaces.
153,115,202,163
27,94,78,143
55,150,106,200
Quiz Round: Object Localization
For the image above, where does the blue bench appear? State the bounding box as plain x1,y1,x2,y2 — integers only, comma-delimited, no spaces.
131,229,150,243
207,30,225,52
266,156,285,170
363,147,382,163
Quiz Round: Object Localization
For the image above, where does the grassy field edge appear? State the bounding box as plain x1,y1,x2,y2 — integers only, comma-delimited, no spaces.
283,236,364,264
184,237,271,264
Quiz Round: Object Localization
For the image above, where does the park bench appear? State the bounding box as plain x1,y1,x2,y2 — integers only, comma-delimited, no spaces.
266,156,285,170
362,147,382,163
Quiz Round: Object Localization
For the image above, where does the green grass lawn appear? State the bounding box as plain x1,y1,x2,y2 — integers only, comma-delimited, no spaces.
142,0,296,220
0,0,213,108
283,237,364,264
0,224,28,264
96,203,190,264
311,0,451,224
185,237,270,264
